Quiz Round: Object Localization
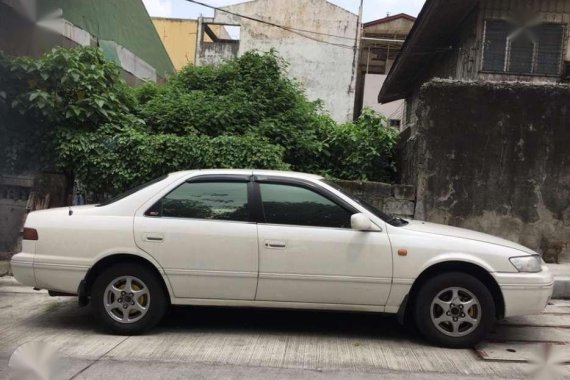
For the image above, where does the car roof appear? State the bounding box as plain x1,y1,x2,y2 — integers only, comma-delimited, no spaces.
169,169,324,181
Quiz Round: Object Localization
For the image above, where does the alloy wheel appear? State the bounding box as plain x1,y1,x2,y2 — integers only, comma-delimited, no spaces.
430,287,481,337
103,276,150,324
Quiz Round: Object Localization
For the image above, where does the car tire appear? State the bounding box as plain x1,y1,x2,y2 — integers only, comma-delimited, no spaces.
91,263,168,334
414,272,495,348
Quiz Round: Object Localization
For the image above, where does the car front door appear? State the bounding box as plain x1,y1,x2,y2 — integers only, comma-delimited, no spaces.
254,178,393,306
134,175,258,300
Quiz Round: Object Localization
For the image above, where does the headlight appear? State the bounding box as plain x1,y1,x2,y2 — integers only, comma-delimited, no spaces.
509,255,542,273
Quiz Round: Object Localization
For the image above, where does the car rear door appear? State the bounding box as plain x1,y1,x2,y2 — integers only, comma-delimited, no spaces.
134,174,259,300
253,176,393,306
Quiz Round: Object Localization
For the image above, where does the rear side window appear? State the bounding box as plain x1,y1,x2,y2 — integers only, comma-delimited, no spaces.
259,183,352,228
148,181,249,222
98,175,168,207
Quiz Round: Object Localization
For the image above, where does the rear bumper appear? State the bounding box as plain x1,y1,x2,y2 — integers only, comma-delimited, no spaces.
11,252,36,288
494,265,554,318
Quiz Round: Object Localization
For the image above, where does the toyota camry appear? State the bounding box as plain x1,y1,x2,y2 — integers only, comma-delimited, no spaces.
11,170,554,348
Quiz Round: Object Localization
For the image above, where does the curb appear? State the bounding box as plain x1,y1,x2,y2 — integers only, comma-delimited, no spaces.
553,276,570,300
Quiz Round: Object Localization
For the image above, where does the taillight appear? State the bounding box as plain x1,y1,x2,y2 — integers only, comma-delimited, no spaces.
22,228,38,240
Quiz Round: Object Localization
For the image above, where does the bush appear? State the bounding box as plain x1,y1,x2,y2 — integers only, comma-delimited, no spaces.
56,125,288,198
320,108,399,182
0,47,398,198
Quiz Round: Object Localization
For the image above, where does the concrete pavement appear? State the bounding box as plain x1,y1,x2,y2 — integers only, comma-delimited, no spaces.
0,276,569,379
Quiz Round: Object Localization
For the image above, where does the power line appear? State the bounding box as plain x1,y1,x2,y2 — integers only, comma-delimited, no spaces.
185,0,357,50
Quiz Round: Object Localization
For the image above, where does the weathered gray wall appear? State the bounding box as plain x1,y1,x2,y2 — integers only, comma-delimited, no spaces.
198,42,239,66
334,180,416,219
401,79,570,262
214,0,357,122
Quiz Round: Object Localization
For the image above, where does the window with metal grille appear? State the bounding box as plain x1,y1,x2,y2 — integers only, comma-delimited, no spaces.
482,20,564,76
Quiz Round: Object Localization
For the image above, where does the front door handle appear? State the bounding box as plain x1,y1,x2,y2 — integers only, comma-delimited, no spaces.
264,240,287,249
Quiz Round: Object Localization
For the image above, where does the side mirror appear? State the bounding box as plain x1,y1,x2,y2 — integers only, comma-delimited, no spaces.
351,213,373,231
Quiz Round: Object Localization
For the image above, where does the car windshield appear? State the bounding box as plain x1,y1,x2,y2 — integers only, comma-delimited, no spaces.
96,175,168,207
322,180,409,227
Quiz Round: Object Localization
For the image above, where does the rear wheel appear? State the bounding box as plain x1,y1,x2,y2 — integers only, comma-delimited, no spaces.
414,272,495,348
92,263,167,334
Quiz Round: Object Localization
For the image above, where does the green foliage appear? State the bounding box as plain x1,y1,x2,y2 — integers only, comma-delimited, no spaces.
0,47,398,198
320,108,399,182
134,51,327,165
0,48,135,129
56,125,287,197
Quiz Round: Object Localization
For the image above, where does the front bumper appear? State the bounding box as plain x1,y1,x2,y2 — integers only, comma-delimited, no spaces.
11,252,36,288
493,265,554,318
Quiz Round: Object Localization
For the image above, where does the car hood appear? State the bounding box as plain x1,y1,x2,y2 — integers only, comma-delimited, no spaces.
402,220,536,255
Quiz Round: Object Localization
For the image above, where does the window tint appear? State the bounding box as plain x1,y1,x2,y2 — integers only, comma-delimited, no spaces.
155,181,249,221
260,183,352,228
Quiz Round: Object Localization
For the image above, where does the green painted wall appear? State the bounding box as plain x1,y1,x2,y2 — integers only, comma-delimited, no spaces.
38,0,174,78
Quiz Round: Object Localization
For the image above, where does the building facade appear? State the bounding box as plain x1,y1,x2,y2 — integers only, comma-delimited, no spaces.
152,17,199,71
354,13,415,128
380,0,570,261
152,17,236,70
207,0,358,122
380,0,570,129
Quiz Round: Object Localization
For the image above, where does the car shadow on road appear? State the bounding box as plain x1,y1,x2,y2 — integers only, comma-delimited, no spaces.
22,298,424,344
159,305,420,342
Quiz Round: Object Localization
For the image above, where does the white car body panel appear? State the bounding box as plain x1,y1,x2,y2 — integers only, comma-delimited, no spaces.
11,169,553,320
256,223,392,305
135,217,259,300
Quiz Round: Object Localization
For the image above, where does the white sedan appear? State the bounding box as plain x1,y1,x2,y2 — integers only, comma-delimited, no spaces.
11,170,553,347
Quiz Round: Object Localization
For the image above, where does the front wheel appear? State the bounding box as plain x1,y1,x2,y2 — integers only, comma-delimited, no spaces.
92,263,167,334
414,272,495,348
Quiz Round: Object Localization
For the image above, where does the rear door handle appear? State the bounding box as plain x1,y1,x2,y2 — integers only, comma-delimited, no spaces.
144,233,164,242
264,240,287,249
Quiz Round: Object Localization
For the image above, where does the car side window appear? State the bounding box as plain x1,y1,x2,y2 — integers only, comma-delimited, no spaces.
148,181,249,222
259,183,352,228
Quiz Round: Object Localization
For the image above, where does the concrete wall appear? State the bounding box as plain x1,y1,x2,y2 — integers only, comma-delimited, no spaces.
400,79,570,263
214,0,358,122
198,41,239,66
334,180,416,219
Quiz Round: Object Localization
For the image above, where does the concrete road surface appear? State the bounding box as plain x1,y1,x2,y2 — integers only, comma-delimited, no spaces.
0,276,568,379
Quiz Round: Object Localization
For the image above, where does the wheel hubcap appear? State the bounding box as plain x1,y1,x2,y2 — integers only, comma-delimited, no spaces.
430,287,481,337
104,276,150,324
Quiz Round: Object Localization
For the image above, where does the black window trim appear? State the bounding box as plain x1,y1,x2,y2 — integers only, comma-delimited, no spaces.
252,175,359,228
144,174,255,223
